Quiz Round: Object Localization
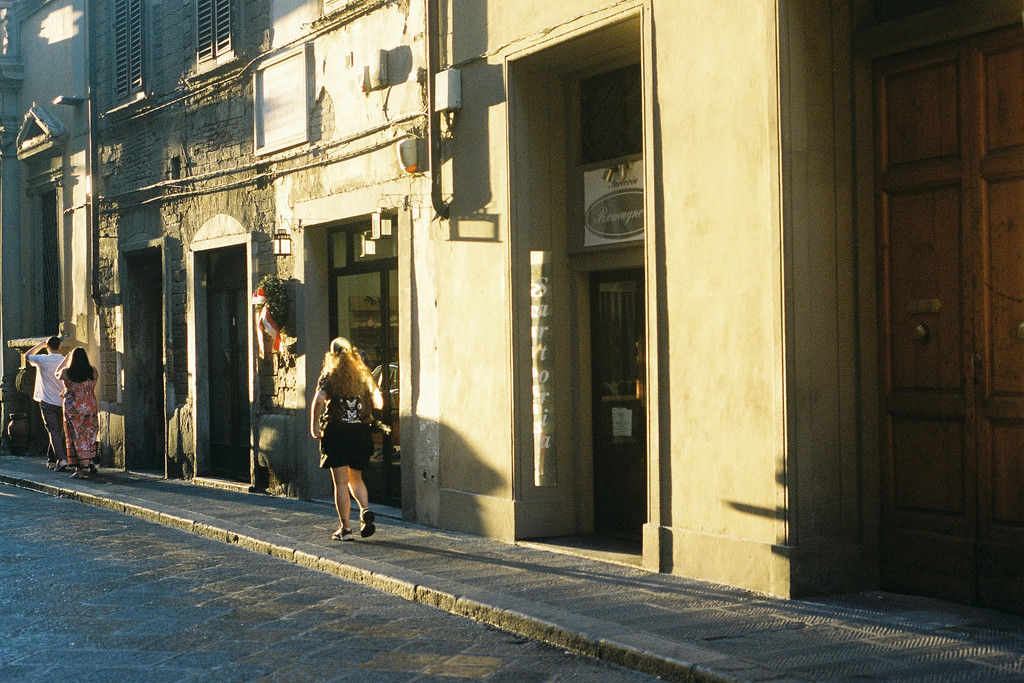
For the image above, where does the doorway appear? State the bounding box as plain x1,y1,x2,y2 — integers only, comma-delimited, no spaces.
204,246,251,481
875,25,1024,610
122,247,165,472
328,224,400,507
39,188,60,333
591,269,646,540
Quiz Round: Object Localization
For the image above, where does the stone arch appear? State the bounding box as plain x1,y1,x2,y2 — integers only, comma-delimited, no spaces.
192,213,247,247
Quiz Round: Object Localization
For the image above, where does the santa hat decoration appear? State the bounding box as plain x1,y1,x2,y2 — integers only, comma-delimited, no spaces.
252,287,281,358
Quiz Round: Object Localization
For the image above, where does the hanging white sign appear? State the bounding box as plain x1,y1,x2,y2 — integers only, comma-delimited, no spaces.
583,161,644,247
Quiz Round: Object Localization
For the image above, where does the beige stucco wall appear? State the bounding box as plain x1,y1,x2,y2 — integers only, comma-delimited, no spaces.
647,1,789,595
777,1,865,595
435,53,515,540
441,0,799,592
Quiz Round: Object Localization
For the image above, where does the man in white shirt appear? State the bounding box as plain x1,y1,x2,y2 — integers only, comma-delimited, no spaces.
25,336,67,470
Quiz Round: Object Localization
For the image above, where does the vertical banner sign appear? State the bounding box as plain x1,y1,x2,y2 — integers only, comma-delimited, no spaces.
531,251,555,487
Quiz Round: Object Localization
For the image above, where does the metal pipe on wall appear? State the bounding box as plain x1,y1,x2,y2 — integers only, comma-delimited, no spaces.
425,0,450,220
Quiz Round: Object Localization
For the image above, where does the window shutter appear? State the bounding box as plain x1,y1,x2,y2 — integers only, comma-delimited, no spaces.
215,0,231,56
197,0,214,61
198,0,230,62
114,0,143,100
128,2,143,91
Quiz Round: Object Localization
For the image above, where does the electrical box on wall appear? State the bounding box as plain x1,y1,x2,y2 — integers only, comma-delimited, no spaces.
360,49,389,92
434,68,461,112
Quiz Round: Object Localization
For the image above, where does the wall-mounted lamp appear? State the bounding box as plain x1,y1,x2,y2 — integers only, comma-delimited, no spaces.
272,229,292,256
52,94,87,107
371,210,394,239
395,136,419,173
360,231,376,257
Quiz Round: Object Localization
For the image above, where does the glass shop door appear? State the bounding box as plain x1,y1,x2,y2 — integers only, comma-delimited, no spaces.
328,224,400,507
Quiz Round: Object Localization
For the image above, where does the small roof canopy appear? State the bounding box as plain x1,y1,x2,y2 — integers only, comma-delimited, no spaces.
16,105,67,160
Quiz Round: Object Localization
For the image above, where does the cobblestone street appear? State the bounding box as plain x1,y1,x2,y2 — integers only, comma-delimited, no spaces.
0,485,653,681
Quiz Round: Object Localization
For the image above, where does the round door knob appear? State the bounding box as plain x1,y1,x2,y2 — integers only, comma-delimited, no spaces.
914,323,930,342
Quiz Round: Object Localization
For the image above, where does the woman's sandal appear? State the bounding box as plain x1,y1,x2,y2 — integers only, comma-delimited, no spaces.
331,528,354,541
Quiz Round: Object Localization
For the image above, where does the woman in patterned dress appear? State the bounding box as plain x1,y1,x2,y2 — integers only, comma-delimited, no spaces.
56,347,99,479
309,337,383,541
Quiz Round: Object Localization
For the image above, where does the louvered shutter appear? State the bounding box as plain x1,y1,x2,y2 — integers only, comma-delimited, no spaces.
198,0,231,62
197,0,214,60
215,0,231,56
114,0,143,99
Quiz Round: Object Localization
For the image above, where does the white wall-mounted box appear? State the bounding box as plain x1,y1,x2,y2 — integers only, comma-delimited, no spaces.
434,68,461,112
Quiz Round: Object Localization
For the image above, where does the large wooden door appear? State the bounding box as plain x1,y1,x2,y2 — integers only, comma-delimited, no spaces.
206,247,251,482
876,26,1024,612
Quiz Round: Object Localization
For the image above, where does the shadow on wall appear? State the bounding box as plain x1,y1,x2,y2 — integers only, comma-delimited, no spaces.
433,418,508,537
725,467,862,595
446,62,505,242
726,467,787,522
257,411,505,538
255,411,306,499
443,1,504,240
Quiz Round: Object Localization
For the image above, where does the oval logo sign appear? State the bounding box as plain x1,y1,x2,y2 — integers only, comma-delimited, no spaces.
585,189,644,239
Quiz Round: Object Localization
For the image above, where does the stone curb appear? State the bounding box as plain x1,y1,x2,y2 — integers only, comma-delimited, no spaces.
0,472,734,683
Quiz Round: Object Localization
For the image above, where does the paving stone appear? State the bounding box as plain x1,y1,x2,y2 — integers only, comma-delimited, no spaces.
5,455,1024,682
0,480,654,681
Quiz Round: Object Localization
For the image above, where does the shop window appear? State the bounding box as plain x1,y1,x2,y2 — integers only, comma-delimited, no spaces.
114,0,144,100
580,64,641,165
197,0,231,63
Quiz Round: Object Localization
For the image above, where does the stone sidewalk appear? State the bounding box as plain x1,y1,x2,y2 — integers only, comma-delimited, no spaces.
2,455,1023,682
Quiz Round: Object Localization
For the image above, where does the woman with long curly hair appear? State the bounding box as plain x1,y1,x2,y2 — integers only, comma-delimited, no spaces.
56,347,99,479
309,337,383,541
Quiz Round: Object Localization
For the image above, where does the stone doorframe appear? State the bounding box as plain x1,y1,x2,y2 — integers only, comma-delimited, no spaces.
187,214,256,481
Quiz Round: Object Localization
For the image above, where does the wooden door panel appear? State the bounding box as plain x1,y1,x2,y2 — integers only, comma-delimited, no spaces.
983,44,1024,153
985,178,1024,395
878,25,1024,613
880,58,960,166
891,417,967,517
876,36,977,605
885,187,964,391
881,530,976,604
990,423,1024,523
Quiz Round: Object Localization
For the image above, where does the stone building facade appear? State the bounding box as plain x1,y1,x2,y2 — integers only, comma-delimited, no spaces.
89,0,427,505
4,0,1024,615
1,0,96,449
